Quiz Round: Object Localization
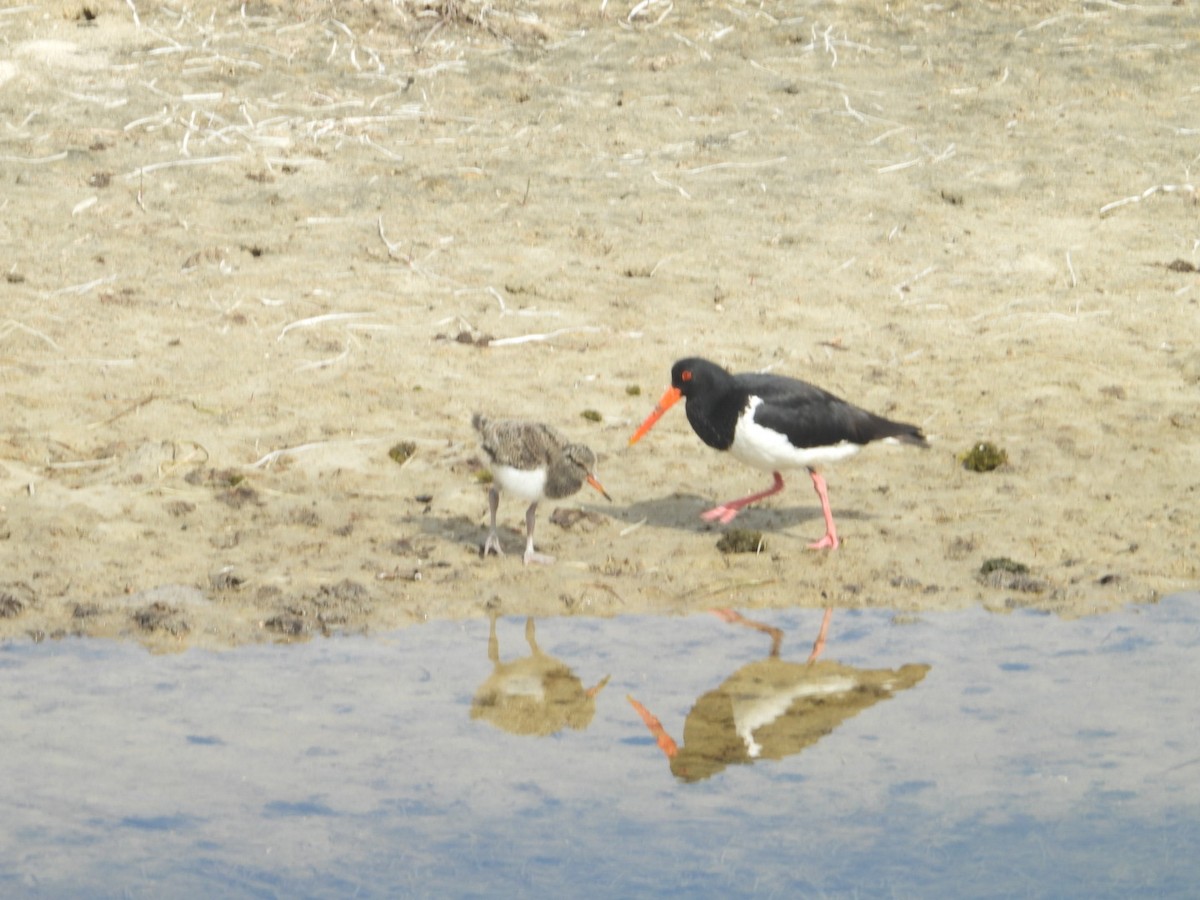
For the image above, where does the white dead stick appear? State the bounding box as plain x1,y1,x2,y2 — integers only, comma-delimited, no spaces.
377,216,404,257
52,358,136,367
893,265,937,297
649,254,677,277
651,171,690,199
72,196,98,216
628,0,673,25
813,23,838,66
295,345,350,372
278,312,374,341
487,286,508,315
0,152,69,165
619,518,648,537
62,91,129,109
842,97,904,131
878,157,921,174
362,135,404,161
1041,311,1112,321
51,275,117,296
842,94,868,125
123,110,171,132
248,437,385,469
671,31,712,61
433,315,478,332
748,58,783,77
681,156,787,176
44,458,116,471
1,320,63,351
930,143,956,163
1016,13,1072,37
1085,0,1160,10
121,155,241,180
487,326,605,347
1099,183,1196,217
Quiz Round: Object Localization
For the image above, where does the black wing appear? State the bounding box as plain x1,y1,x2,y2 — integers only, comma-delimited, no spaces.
738,373,926,449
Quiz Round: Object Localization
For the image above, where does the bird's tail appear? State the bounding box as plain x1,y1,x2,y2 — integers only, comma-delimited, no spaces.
890,424,930,449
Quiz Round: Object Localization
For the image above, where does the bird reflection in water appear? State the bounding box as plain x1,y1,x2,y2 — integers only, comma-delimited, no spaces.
471,616,610,736
628,609,930,782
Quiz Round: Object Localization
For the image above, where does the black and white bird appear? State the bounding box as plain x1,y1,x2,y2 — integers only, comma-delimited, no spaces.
473,414,611,565
628,357,927,550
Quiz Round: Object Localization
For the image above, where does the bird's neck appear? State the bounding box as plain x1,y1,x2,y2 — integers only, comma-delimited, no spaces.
686,390,746,451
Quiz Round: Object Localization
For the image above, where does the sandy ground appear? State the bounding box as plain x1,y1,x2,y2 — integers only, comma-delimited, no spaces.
1,0,1198,651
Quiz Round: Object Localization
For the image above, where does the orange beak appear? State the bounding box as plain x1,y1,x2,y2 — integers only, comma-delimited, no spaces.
627,695,679,759
587,473,612,502
629,385,683,446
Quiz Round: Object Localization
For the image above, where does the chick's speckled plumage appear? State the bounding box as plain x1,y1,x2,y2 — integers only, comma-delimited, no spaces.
472,414,610,565
473,414,600,500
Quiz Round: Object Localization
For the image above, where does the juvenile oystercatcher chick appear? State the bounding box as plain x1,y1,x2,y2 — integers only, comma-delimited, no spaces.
629,357,927,550
473,414,611,565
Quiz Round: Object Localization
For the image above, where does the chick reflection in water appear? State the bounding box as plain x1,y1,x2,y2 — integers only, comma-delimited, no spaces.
472,616,611,736
628,609,929,782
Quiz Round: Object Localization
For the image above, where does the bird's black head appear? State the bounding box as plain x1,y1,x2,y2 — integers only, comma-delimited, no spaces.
670,357,729,398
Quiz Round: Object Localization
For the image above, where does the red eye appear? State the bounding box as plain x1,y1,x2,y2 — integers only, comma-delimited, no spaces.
681,370,692,382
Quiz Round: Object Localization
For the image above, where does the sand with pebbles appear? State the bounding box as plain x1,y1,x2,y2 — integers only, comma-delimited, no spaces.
1,0,1197,650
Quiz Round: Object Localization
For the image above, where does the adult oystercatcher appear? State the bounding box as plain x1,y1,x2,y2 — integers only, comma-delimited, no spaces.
626,608,930,782
628,357,927,549
473,414,611,565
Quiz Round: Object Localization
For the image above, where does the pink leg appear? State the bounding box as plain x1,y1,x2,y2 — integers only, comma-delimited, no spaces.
701,472,786,524
806,608,833,663
522,502,556,565
711,608,783,657
483,486,505,558
807,470,840,550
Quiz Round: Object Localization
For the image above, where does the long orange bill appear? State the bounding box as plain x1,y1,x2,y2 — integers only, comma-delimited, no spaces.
587,474,612,502
627,695,679,759
628,385,683,446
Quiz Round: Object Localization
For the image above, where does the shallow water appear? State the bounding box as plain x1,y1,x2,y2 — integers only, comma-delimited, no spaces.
2,595,1198,898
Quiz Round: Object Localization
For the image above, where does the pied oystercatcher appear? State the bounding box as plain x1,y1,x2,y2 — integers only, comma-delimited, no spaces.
626,608,930,782
473,414,611,565
628,357,927,549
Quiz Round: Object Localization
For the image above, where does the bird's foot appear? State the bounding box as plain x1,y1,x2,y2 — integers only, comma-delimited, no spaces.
700,504,742,525
807,532,840,551
523,548,556,566
482,532,504,558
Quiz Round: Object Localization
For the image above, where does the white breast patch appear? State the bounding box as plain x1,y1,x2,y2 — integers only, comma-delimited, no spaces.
491,464,548,501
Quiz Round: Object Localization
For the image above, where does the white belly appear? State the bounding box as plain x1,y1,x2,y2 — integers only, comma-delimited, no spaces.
733,675,858,758
730,401,863,471
491,464,548,502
